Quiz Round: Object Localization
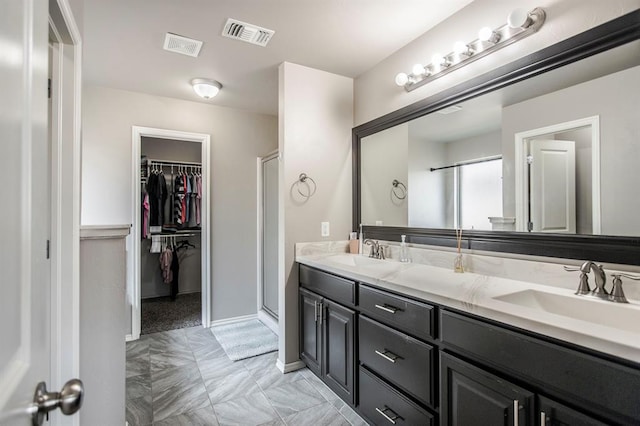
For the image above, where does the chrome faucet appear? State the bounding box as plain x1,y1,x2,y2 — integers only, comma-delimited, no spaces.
565,262,640,303
364,239,385,260
564,261,607,298
581,261,608,299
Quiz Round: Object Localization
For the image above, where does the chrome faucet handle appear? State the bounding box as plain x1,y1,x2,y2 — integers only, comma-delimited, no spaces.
610,273,640,304
378,244,389,260
564,266,590,295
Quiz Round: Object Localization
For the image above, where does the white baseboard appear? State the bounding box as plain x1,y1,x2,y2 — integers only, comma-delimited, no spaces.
276,359,306,374
208,313,258,328
257,310,279,335
125,334,136,342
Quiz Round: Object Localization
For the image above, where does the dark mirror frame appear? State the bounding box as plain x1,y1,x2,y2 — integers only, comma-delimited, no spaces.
352,10,640,266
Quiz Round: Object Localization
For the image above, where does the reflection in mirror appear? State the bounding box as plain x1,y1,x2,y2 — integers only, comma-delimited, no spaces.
360,40,640,237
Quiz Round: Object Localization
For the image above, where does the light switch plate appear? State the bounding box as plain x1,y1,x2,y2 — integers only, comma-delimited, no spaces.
321,222,330,237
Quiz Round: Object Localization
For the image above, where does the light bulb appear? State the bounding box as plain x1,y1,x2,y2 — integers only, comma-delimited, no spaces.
395,72,409,86
431,53,445,66
453,41,468,55
412,64,425,76
478,27,494,42
508,8,531,28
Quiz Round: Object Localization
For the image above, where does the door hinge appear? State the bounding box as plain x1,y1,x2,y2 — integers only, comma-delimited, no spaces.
48,78,51,99
46,239,50,259
527,222,533,232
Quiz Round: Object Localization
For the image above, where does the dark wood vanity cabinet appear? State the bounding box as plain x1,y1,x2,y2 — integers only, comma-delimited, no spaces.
441,352,534,426
299,267,356,405
298,263,640,425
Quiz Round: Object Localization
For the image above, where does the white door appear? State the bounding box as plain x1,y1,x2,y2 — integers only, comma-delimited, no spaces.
0,1,81,424
529,139,576,233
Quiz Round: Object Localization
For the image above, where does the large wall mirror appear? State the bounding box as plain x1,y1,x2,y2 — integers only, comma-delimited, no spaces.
353,10,640,265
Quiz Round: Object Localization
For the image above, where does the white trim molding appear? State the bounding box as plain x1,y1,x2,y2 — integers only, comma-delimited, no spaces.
209,314,258,328
130,127,212,340
514,116,601,234
276,359,306,374
80,225,131,240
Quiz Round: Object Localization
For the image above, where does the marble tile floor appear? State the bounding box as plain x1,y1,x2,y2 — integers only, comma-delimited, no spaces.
126,326,369,426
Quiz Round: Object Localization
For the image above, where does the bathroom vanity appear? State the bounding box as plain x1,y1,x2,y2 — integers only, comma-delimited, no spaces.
297,251,640,425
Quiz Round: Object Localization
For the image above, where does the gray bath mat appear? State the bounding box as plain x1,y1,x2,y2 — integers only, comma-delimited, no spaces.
211,319,278,361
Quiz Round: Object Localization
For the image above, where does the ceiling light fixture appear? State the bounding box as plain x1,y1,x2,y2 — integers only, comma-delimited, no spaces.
394,7,546,92
191,78,222,99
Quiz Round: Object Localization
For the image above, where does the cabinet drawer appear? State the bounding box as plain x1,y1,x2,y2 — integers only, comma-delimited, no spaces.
359,315,434,407
299,264,355,306
359,284,434,340
441,310,640,424
359,366,435,426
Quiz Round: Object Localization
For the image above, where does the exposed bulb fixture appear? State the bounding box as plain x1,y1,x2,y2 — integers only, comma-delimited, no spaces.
478,26,500,44
507,8,532,29
453,41,469,55
393,7,546,92
395,72,409,87
191,78,222,99
412,63,426,76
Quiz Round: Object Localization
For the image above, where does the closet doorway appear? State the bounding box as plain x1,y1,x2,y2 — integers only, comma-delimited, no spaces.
258,151,279,333
130,127,211,340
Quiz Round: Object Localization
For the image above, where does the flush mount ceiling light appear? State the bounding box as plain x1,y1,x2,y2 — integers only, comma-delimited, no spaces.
191,78,222,99
395,7,546,92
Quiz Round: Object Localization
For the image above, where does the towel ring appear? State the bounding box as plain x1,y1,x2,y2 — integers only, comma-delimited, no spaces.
391,179,407,200
296,173,317,198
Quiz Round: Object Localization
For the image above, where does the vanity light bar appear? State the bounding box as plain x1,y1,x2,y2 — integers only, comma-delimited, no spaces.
396,7,546,92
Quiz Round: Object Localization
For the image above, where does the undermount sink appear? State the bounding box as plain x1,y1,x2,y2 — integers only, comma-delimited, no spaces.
326,254,394,268
493,289,640,334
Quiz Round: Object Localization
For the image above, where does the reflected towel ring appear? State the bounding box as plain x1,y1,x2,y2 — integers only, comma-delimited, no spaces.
296,173,317,198
391,179,407,200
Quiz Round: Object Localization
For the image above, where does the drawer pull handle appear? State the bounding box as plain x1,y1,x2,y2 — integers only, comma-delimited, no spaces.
375,406,401,424
513,400,519,426
540,411,546,424
375,304,398,314
375,349,400,363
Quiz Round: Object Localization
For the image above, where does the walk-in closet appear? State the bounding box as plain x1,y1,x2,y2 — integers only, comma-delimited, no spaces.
140,137,203,334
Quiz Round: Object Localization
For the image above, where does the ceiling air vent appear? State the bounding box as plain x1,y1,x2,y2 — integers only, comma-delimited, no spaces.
436,105,463,115
163,33,203,57
222,18,275,47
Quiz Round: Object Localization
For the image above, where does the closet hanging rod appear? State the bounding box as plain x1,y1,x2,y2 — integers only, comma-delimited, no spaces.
147,158,202,167
152,233,200,238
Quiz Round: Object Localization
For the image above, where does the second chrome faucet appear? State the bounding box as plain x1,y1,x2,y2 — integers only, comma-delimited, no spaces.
564,261,640,303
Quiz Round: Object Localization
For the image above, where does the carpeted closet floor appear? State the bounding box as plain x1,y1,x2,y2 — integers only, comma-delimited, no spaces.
141,292,202,335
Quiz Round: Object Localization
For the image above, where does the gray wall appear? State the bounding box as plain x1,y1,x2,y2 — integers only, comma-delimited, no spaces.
502,65,640,236
354,0,640,125
81,85,278,323
279,62,353,365
80,234,127,426
407,128,446,228
361,123,409,227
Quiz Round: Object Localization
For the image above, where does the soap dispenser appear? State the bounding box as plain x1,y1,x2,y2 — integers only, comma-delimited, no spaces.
399,235,410,263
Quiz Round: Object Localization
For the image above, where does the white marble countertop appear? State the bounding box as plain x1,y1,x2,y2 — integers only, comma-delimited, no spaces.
296,250,640,365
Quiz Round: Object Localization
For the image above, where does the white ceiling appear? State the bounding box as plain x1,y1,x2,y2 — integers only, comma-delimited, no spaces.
83,0,475,116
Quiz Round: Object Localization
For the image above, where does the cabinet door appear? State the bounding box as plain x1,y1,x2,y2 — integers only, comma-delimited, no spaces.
539,396,607,426
299,288,322,376
441,352,534,426
323,299,356,405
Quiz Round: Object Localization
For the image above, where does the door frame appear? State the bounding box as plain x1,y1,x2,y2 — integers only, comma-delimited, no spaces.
514,116,601,234
130,127,212,340
257,150,279,334
49,2,82,425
